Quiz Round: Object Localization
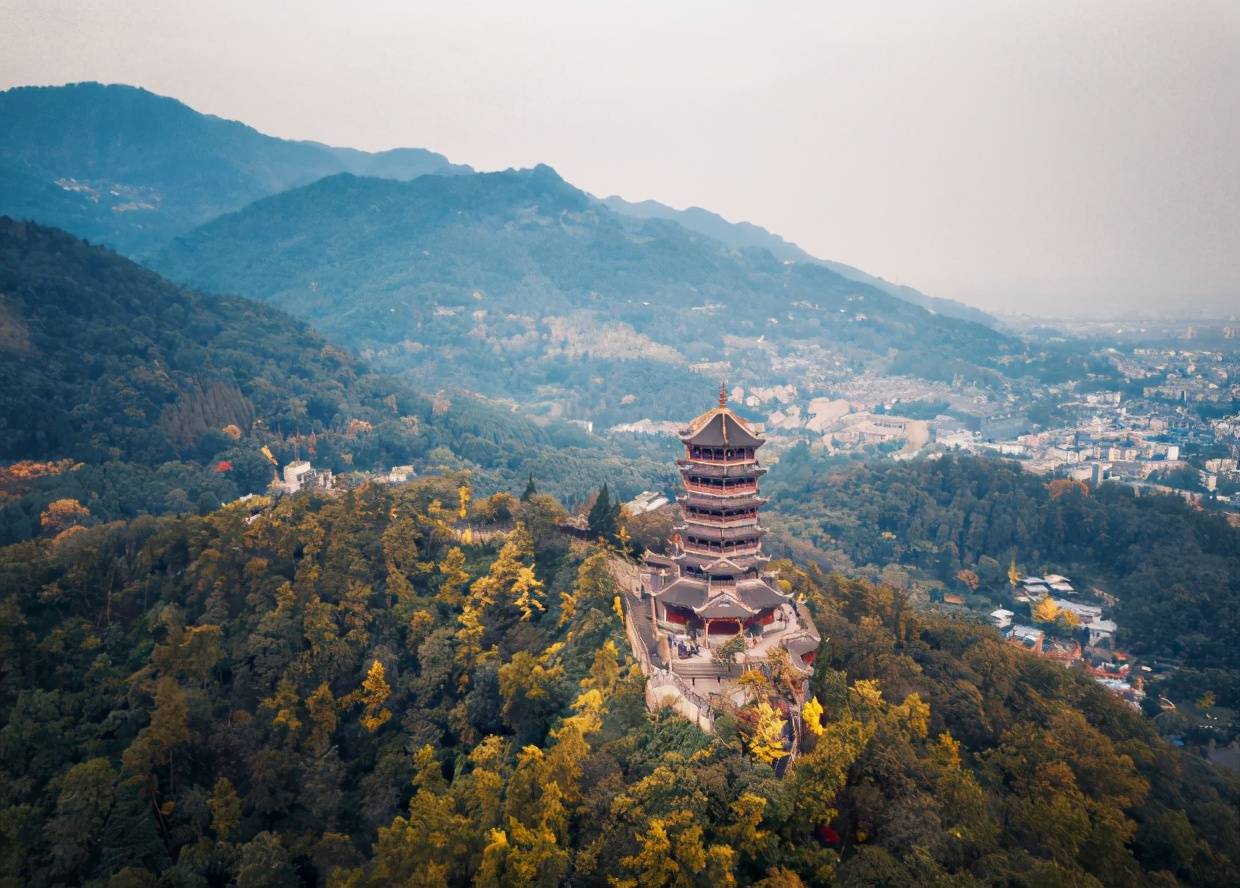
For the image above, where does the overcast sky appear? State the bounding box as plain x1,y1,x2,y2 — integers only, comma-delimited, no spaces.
3,0,1237,316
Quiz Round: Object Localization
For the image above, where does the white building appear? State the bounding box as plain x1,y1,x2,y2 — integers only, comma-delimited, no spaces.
282,461,333,494
624,490,670,515
283,461,313,492
1087,619,1118,647
1051,598,1103,624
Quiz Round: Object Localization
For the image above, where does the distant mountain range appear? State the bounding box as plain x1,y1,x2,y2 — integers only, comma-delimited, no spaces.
0,82,994,328
0,82,470,255
152,165,1014,424
599,195,995,327
0,82,1017,426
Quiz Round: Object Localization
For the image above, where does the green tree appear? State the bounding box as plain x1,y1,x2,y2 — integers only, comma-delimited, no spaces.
587,484,619,542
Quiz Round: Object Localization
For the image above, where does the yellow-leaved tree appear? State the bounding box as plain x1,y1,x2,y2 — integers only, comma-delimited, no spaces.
436,546,469,606
467,526,545,624
1033,596,1059,624
615,809,737,888
358,660,392,732
511,564,545,622
748,700,788,765
802,696,826,736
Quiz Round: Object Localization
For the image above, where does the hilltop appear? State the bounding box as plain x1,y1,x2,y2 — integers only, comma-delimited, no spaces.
0,82,470,255
1,484,1236,885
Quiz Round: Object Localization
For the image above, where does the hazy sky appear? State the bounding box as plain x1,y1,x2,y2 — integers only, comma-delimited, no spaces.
3,0,1238,316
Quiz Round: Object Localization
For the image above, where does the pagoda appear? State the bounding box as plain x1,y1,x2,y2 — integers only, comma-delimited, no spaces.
628,385,821,706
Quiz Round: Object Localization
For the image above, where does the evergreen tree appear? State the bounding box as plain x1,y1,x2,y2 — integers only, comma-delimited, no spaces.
521,473,537,502
587,484,619,542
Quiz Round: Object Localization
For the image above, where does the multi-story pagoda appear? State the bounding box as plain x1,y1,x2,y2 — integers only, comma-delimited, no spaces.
626,386,821,713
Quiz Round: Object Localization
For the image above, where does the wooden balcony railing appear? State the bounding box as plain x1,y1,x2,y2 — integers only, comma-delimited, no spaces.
682,513,759,526
682,456,759,467
682,542,762,558
683,482,757,496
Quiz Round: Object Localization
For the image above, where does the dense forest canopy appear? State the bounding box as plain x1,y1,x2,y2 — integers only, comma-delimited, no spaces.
1,475,1236,886
767,450,1240,704
0,220,677,545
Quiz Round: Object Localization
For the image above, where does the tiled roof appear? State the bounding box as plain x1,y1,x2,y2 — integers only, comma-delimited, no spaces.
679,407,765,448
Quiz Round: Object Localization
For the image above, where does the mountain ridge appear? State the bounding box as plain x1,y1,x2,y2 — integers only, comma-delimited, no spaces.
0,81,996,332
152,165,1016,424
0,82,472,255
600,193,996,327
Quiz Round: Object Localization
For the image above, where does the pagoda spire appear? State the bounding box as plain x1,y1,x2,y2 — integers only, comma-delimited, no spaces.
719,380,728,407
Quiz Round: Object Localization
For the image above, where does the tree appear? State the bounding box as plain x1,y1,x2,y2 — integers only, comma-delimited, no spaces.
498,648,566,745
47,758,116,878
208,777,242,841
359,660,393,732
748,701,788,765
1033,596,1059,624
437,546,470,607
712,635,745,667
587,484,619,542
521,474,537,501
306,682,339,754
237,831,298,888
40,497,90,534
614,809,736,888
790,708,872,825
511,564,546,622
802,696,826,737
1047,478,1089,499
476,821,570,888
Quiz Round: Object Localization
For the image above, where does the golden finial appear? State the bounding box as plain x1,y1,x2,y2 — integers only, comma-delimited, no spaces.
719,380,727,407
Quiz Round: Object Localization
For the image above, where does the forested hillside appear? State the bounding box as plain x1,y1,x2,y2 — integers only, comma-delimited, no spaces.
767,451,1240,704
0,220,676,544
152,166,1015,425
1,479,1235,886
0,83,469,255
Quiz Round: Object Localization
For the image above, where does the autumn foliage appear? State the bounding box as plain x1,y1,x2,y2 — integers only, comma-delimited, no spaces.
0,478,1235,886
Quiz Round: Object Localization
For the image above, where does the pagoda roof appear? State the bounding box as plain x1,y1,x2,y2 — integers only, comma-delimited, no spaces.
679,405,765,448
736,578,790,609
655,577,708,609
642,552,676,570
671,551,769,573
653,571,790,615
695,592,757,619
